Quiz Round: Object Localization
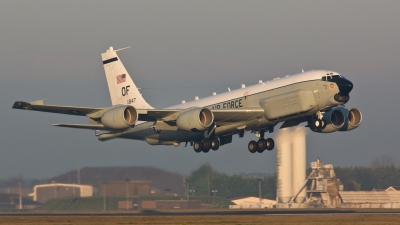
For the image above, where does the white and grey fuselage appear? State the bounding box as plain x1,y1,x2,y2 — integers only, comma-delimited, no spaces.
119,70,348,146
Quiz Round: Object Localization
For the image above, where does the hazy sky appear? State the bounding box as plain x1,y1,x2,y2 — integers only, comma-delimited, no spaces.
1,0,400,179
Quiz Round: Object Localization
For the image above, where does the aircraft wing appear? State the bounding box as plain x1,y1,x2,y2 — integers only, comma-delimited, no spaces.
139,107,265,124
12,101,103,116
13,100,264,128
211,108,265,123
52,123,108,130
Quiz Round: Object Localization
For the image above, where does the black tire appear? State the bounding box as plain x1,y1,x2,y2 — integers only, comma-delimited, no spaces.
202,148,210,153
248,140,257,153
202,138,211,153
315,119,321,128
320,119,327,129
256,139,266,153
309,119,318,131
308,119,326,132
193,141,203,153
266,138,274,151
211,138,220,151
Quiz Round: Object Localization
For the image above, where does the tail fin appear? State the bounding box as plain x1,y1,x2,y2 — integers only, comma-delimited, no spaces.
101,46,153,109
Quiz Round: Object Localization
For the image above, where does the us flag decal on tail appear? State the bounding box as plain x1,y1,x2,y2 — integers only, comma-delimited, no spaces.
116,74,126,84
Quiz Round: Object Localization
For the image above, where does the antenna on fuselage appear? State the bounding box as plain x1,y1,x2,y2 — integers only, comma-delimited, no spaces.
228,87,231,92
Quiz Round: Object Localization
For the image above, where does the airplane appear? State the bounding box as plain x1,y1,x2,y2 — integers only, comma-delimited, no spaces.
12,46,362,153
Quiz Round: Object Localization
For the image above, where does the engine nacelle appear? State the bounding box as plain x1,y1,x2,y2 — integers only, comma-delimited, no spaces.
311,107,362,133
338,108,362,131
101,105,138,130
176,107,214,132
312,108,345,133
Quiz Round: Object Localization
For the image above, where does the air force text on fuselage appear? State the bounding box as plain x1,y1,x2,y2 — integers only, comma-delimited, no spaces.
211,98,244,109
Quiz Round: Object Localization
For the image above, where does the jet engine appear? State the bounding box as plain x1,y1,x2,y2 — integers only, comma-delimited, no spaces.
317,108,345,133
100,105,138,130
176,107,214,132
310,107,362,133
338,108,362,131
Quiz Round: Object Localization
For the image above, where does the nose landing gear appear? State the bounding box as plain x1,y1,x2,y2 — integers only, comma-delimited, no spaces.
309,111,327,131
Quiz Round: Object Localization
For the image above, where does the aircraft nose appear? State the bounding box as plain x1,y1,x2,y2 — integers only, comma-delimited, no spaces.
336,77,353,95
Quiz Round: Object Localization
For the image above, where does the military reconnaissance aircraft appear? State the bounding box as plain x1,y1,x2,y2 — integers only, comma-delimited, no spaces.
13,47,362,153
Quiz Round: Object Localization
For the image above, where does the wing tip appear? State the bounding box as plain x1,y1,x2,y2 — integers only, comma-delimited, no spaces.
12,101,31,109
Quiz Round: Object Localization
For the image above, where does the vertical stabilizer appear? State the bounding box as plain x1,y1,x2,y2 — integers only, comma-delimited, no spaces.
101,47,153,109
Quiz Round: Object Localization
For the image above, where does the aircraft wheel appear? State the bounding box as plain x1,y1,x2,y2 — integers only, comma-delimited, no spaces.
211,138,220,151
256,139,266,153
266,138,274,151
309,119,323,131
248,140,257,153
315,119,322,128
320,119,327,129
202,138,211,153
193,141,203,153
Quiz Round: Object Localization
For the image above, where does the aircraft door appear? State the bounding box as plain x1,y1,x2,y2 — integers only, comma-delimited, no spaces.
243,92,249,107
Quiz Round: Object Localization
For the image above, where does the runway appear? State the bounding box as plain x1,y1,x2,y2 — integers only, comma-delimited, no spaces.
2,208,400,217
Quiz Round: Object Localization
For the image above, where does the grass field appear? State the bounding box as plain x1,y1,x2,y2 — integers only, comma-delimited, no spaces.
1,214,400,225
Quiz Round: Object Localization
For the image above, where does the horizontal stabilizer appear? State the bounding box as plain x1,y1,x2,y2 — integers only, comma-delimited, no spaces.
52,123,111,130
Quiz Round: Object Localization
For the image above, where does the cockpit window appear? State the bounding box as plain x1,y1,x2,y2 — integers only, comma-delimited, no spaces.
322,75,341,82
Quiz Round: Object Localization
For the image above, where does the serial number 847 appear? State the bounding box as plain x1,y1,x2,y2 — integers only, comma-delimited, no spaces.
127,98,136,104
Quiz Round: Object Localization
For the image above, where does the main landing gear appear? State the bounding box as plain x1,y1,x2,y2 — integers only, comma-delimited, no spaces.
248,130,274,153
248,138,274,153
193,137,220,153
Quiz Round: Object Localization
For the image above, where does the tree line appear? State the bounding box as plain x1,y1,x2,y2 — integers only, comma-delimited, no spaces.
186,164,400,199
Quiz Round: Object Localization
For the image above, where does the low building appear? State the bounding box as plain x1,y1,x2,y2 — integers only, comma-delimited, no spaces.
118,199,140,210
33,183,93,203
99,181,151,196
339,190,400,208
0,187,33,196
230,197,276,209
0,194,40,209
141,200,201,209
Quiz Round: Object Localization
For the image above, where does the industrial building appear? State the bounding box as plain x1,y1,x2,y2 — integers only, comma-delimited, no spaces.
274,127,400,209
99,181,152,196
275,127,307,207
276,156,400,208
33,183,93,203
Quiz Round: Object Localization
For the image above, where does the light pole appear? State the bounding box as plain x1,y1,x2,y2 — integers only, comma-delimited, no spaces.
211,190,218,205
126,178,130,210
103,182,107,211
185,180,189,201
257,179,262,207
189,189,196,197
